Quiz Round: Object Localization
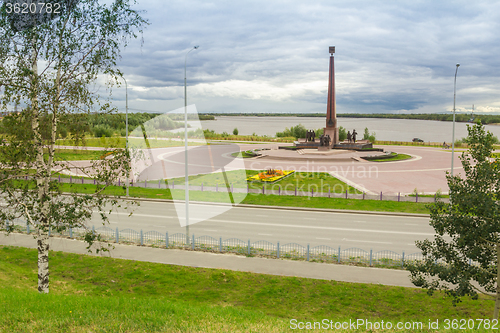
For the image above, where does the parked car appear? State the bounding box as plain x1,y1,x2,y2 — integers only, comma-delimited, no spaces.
412,138,424,142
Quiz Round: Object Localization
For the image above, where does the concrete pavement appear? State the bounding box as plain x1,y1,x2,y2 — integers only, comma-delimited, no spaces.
0,232,416,288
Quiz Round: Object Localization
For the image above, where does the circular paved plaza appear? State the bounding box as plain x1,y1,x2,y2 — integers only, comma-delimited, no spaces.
238,143,465,195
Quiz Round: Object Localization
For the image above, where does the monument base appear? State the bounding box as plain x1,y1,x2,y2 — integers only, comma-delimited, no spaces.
323,127,338,147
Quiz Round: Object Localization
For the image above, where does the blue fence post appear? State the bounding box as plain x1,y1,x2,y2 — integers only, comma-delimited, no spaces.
192,234,195,250
131,179,133,187
70,176,72,183
307,244,310,261
116,227,119,243
398,192,400,202
279,186,281,196
277,242,280,259
94,179,96,185
248,239,251,255
380,191,382,200
338,246,341,263
81,177,84,184
27,221,30,234
201,183,204,191
363,192,365,200
262,186,265,195
345,189,348,199
370,249,373,266
416,193,418,203
69,227,72,238
140,229,143,246
328,188,331,198
166,232,169,248
311,188,314,197
118,179,121,186
219,237,222,252
145,180,147,188
295,186,297,196
58,175,61,183
402,251,405,268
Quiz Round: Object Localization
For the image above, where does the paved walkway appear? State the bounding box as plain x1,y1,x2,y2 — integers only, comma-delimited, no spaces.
0,232,415,288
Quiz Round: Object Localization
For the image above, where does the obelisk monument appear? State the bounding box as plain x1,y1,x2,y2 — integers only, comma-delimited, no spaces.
323,46,338,147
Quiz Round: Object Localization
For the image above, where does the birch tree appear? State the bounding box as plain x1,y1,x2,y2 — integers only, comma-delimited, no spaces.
0,0,147,293
407,122,500,319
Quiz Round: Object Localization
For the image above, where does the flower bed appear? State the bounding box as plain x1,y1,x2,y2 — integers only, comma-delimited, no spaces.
246,169,295,183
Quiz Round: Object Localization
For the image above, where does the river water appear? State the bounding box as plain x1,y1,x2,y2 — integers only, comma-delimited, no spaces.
196,116,500,142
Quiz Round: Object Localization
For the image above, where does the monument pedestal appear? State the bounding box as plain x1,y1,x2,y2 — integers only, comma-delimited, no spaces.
323,127,338,148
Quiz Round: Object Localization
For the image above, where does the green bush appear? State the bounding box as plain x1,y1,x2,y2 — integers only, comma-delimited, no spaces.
93,125,113,137
338,126,347,141
233,128,239,135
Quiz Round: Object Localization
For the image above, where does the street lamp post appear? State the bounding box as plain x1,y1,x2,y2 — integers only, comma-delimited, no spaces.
451,63,460,177
123,77,129,196
184,45,199,245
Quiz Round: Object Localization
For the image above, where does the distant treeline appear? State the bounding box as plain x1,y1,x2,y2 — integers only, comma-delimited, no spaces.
0,112,215,139
207,112,500,124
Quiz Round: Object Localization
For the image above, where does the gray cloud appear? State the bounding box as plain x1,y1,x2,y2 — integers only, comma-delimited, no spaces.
114,0,500,114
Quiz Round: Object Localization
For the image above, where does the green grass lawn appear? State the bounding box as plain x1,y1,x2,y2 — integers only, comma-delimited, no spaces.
231,150,258,158
47,149,107,161
0,245,493,332
56,137,206,148
369,153,413,162
168,170,362,194
52,182,430,214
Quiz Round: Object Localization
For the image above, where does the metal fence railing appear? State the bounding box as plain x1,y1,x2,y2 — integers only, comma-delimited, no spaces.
4,219,427,269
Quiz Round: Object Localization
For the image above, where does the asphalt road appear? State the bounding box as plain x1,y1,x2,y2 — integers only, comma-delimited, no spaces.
92,200,434,253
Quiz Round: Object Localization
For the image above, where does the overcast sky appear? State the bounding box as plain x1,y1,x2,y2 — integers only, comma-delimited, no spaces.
112,0,500,115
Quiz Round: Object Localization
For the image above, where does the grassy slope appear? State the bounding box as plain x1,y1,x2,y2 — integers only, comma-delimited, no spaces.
0,246,493,332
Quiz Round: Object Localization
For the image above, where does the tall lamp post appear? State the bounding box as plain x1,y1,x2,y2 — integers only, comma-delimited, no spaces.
451,63,460,177
123,77,129,196
184,45,199,245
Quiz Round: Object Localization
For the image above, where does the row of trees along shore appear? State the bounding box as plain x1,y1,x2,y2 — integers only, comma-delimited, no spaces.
207,112,500,124
0,113,215,139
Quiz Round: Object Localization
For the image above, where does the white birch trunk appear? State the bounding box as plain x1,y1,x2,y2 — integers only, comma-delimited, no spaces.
37,229,49,293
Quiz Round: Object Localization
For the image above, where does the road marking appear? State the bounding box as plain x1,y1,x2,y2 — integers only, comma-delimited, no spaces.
316,237,331,240
342,238,392,244
110,212,176,219
206,219,434,236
